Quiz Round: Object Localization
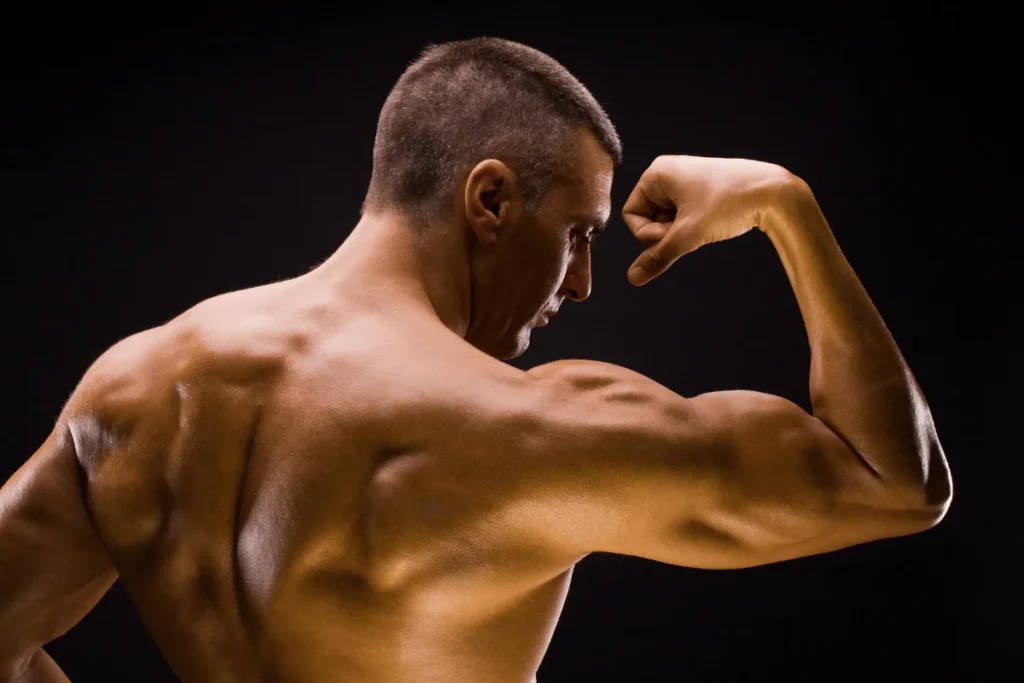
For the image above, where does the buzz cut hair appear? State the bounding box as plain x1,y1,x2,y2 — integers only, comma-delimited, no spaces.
362,37,623,222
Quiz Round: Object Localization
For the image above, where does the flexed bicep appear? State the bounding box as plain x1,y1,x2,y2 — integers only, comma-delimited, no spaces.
521,360,943,570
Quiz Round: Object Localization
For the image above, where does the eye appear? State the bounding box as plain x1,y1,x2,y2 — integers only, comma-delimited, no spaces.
570,228,595,246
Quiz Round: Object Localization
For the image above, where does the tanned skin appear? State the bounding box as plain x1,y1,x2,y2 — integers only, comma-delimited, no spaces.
0,128,951,682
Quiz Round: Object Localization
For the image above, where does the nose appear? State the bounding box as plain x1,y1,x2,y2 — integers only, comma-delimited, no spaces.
560,249,592,302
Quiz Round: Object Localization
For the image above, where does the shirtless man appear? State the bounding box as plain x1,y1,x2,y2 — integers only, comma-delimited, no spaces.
0,37,951,683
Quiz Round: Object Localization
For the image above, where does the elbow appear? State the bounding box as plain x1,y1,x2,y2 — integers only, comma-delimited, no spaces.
916,437,954,523
924,451,954,518
903,490,952,535
907,411,954,526
906,482,952,532
885,448,953,531
921,461,953,527
876,485,951,539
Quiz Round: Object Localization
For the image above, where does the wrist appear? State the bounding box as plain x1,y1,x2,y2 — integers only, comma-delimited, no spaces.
759,173,820,239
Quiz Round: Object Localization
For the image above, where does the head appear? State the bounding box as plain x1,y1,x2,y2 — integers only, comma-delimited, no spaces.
362,37,622,360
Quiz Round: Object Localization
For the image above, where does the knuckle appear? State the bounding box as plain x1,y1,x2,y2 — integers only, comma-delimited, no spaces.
650,155,672,173
760,161,795,185
641,157,662,180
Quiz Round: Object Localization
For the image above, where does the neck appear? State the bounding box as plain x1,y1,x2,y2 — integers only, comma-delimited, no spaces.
305,212,472,338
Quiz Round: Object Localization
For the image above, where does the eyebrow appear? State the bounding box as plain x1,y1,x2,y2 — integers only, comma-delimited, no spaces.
571,213,610,233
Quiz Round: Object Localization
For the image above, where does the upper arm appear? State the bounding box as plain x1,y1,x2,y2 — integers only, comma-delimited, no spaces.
0,331,169,670
519,359,943,569
0,424,117,668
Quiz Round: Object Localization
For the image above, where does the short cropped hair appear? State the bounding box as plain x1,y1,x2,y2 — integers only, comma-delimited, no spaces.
362,37,622,222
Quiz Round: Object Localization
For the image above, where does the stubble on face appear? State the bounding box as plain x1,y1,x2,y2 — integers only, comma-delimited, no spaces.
468,129,614,360
468,207,564,360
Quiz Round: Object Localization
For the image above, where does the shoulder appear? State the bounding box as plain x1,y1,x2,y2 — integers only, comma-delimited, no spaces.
58,326,183,467
465,358,695,495
526,358,683,401
522,358,692,440
66,327,176,416
65,289,289,430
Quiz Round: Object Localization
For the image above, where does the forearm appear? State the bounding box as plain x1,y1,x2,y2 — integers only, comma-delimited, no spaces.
0,649,70,683
762,178,951,509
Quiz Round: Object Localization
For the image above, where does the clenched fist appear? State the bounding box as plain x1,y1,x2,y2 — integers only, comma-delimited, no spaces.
621,155,804,286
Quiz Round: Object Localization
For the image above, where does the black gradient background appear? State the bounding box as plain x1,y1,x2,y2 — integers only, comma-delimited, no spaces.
1,6,1012,682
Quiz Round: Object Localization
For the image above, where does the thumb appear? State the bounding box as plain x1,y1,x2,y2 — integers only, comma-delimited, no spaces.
627,241,673,286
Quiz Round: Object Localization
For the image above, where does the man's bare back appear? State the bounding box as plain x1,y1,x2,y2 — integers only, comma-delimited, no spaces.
0,150,951,683
63,277,572,683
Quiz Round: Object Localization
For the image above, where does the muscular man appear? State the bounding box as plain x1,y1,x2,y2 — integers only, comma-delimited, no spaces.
0,38,951,683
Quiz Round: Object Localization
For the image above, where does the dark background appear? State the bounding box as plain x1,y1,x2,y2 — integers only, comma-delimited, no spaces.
1,5,1013,682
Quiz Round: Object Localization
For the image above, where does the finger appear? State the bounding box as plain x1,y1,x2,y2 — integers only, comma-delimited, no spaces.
632,208,674,245
635,222,668,246
627,220,706,286
622,205,675,243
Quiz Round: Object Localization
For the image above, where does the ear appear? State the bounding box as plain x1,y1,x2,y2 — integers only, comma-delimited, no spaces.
463,159,522,245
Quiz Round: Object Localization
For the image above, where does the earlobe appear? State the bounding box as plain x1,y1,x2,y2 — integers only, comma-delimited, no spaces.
480,225,499,245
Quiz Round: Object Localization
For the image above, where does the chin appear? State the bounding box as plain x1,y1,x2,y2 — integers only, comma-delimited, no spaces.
465,318,535,361
484,327,532,361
